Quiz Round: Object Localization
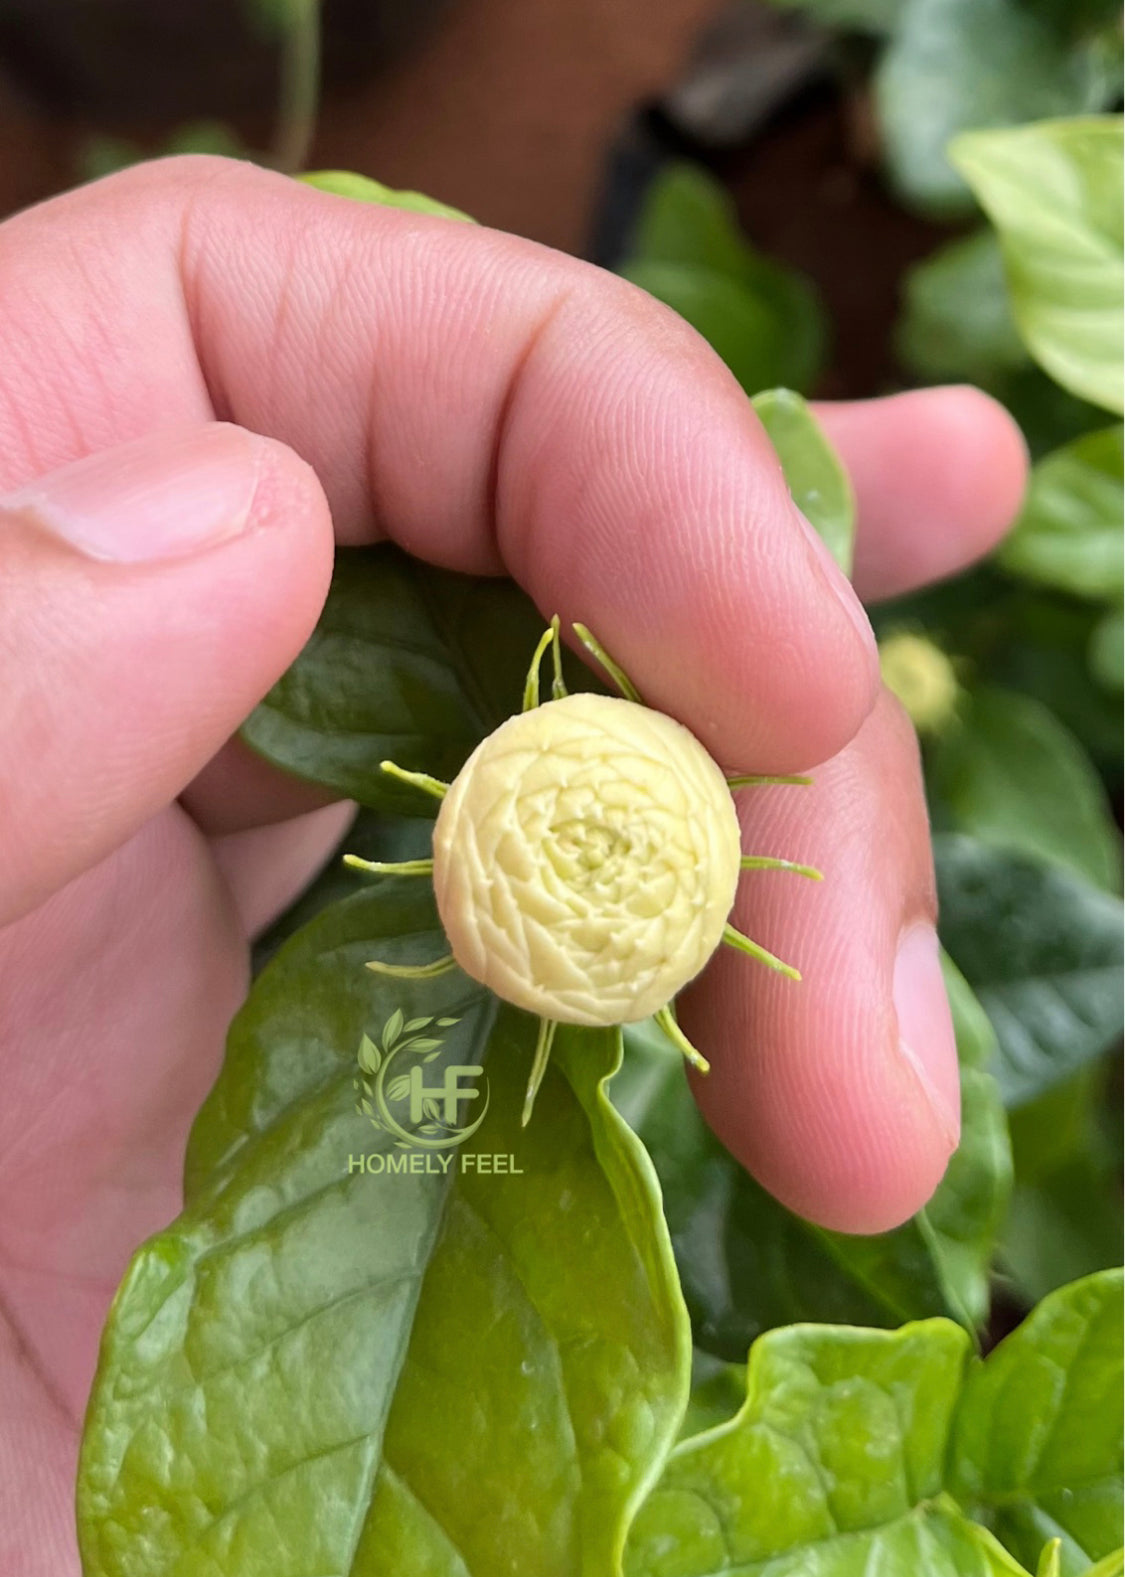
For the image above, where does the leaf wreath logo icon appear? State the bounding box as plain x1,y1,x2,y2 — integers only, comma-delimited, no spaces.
354,1008,489,1151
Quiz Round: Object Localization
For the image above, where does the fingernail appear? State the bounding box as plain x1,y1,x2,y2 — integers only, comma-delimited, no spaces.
793,505,877,660
4,424,262,564
893,922,961,1152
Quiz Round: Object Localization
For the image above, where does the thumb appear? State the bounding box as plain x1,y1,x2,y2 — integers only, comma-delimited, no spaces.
0,423,333,926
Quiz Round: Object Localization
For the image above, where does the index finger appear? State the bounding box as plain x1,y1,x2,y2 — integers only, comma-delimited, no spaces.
0,156,877,775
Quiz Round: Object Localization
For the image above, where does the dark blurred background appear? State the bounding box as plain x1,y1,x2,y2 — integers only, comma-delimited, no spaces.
0,0,996,399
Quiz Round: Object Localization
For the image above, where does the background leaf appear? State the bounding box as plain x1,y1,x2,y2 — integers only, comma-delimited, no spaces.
78,881,690,1576
619,163,826,394
999,425,1124,601
929,686,1120,889
751,388,856,574
897,230,1031,386
1089,610,1124,691
877,0,1120,215
950,1270,1124,1575
1000,1061,1124,1304
935,834,1124,1106
951,117,1124,413
766,0,905,34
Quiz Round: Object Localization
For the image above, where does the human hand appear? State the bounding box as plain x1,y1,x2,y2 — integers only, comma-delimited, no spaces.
0,157,1025,1572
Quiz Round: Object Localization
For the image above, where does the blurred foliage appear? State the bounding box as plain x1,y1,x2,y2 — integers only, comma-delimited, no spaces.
79,121,248,183
618,41,1122,1358
617,162,827,395
876,0,1121,214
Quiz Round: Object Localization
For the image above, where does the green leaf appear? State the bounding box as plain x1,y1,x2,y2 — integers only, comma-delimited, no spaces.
613,956,1009,1357
240,546,599,810
950,117,1124,413
1001,1062,1124,1303
1089,609,1124,691
300,169,473,223
765,0,905,35
617,262,807,400
1000,426,1124,600
78,881,690,1575
930,685,1120,889
950,1269,1124,1575
935,834,1124,1105
625,1318,1035,1576
877,0,1120,215
751,389,856,574
1038,1539,1062,1577
1004,1152,1125,1306
620,164,827,394
1088,1551,1125,1577
919,958,1013,1327
897,230,1031,385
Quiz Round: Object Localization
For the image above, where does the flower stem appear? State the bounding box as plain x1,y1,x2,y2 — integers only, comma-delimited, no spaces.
726,774,812,789
740,855,823,881
521,1017,559,1126
344,855,435,877
380,761,450,800
721,923,801,980
572,623,642,704
523,617,561,711
365,955,457,980
653,1004,710,1074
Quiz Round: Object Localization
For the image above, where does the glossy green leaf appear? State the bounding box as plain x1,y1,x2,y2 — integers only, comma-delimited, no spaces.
241,546,598,810
751,388,856,574
935,834,1124,1105
930,686,1120,889
951,117,1124,413
621,164,826,394
625,1318,1037,1576
300,168,473,222
950,1269,1124,1575
1000,426,1124,600
613,954,1009,1358
877,0,1120,214
897,230,1030,385
78,880,690,1575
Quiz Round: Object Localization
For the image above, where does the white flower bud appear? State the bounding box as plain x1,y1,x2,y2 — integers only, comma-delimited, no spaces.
431,693,742,1025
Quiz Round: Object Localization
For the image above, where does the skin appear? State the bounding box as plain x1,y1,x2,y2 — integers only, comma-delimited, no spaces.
0,157,1027,1573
